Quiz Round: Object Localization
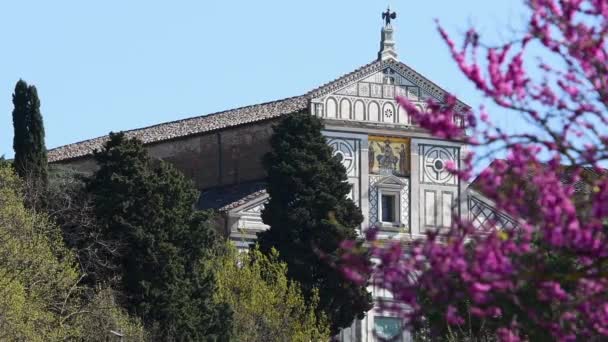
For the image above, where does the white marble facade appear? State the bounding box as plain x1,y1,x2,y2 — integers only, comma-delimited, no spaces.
221,11,504,342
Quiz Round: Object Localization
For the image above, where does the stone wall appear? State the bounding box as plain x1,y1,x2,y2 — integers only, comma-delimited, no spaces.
54,119,279,190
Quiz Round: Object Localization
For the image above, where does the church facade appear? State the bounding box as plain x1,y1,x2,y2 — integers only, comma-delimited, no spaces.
48,11,513,342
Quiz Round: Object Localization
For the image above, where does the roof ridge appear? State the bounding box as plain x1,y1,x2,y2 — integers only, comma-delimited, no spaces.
388,59,471,109
123,94,307,133
48,95,306,153
48,95,309,162
219,188,268,212
305,60,380,97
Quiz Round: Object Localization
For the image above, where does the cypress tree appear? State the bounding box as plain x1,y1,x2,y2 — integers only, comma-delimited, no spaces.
88,132,232,341
257,112,373,334
12,79,48,186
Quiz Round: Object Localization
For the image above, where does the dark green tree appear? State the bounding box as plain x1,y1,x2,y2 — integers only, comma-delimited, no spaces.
87,132,231,341
12,79,48,187
257,112,373,334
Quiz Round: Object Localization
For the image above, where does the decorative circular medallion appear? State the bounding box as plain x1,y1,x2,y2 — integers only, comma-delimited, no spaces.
329,140,355,174
423,147,454,183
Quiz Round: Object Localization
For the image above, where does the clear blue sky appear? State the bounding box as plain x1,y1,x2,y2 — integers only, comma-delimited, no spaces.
0,1,527,158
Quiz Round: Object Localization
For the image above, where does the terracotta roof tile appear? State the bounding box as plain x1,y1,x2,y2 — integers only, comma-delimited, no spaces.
48,59,463,162
48,96,308,162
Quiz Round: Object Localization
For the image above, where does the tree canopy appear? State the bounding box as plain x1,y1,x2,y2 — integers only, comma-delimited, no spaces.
212,243,330,342
257,112,373,334
0,164,144,341
87,132,232,341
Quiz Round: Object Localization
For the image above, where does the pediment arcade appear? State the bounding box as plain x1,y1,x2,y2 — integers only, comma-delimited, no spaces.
310,66,439,125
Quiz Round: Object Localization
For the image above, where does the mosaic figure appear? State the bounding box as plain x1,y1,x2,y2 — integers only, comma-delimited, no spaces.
377,139,398,173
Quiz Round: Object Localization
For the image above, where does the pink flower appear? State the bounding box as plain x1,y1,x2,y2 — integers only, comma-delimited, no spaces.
340,0,608,339
446,305,465,325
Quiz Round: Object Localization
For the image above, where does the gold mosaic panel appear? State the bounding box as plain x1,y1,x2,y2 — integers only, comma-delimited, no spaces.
369,136,410,176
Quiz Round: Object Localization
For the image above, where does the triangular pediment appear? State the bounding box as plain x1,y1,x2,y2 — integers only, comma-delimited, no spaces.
331,68,434,102
308,60,468,122
375,175,407,187
308,60,463,103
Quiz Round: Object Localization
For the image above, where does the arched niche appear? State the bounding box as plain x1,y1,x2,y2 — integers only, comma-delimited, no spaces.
398,105,409,124
326,98,337,118
354,100,365,121
368,101,380,122
340,98,352,120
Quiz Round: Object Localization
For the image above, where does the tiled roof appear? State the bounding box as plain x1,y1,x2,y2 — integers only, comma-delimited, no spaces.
48,59,465,163
197,180,267,211
48,96,308,162
220,189,268,212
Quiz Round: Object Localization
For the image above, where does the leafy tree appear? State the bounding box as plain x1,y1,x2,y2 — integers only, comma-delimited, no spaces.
212,243,330,341
46,166,121,287
257,112,373,334
11,79,48,188
74,288,146,342
0,164,143,341
0,164,79,340
87,132,232,341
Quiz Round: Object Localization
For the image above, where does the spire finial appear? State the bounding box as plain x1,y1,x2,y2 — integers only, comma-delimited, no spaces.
378,8,398,61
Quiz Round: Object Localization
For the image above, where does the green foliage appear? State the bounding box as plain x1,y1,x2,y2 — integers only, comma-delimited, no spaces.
0,155,9,167
87,132,232,341
11,79,48,187
257,112,373,334
73,288,146,341
213,243,331,341
47,166,120,286
0,164,80,340
0,164,145,341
